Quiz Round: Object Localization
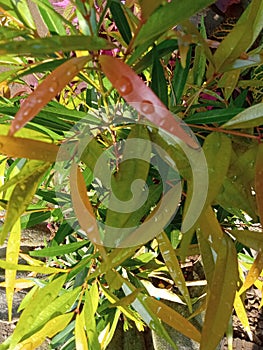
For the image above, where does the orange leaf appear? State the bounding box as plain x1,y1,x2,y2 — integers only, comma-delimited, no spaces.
0,135,60,161
9,56,90,136
99,55,199,149
70,163,101,245
256,143,263,226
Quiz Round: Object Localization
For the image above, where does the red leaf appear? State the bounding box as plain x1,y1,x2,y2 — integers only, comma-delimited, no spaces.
99,55,199,149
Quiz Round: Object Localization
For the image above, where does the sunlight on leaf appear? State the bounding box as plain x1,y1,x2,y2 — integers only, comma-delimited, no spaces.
5,219,21,322
0,162,50,244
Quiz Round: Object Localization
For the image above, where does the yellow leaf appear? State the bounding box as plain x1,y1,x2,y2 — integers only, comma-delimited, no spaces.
6,219,21,321
0,135,60,162
234,292,252,340
239,250,263,295
75,312,89,350
13,312,74,350
0,278,35,289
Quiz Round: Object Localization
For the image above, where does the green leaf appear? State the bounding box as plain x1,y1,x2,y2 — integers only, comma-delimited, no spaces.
132,39,178,74
200,235,238,350
83,285,103,350
29,240,89,257
171,49,191,105
8,274,67,348
31,0,78,35
223,103,263,129
105,124,151,243
185,107,244,125
202,132,232,207
230,229,263,252
26,287,81,339
157,232,192,312
0,162,51,244
192,17,207,86
151,52,168,106
139,0,164,20
11,0,36,30
255,143,263,226
122,283,178,349
133,0,215,48
110,0,132,45
210,0,263,73
218,69,241,100
0,36,113,56
13,313,74,350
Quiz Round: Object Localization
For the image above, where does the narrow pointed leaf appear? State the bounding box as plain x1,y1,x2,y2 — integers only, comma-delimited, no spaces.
0,162,50,244
202,132,232,207
151,54,168,106
234,293,252,339
122,283,178,349
0,135,60,161
110,0,132,45
29,287,81,336
143,296,201,343
70,163,101,244
0,36,111,56
99,54,199,149
230,229,263,251
157,231,192,312
223,103,263,129
239,250,263,295
255,142,263,226
200,236,238,350
9,56,90,136
30,241,88,257
75,312,89,350
5,219,21,322
133,0,215,47
0,259,67,274
212,0,263,73
13,312,74,350
9,274,67,348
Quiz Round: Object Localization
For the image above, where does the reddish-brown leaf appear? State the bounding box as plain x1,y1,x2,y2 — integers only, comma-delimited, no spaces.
99,55,199,149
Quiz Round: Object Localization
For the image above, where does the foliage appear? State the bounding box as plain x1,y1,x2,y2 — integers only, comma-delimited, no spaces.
0,0,263,349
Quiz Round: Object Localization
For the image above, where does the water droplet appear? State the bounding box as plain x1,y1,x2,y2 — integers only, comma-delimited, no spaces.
87,226,94,233
36,98,43,104
23,110,29,116
140,100,155,115
154,217,158,222
19,184,26,191
116,76,133,95
49,80,58,93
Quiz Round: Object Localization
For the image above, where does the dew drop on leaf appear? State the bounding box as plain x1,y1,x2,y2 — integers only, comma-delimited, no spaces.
140,100,155,114
116,76,133,95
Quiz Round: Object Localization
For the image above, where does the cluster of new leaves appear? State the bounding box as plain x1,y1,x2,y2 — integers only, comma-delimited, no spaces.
0,0,263,349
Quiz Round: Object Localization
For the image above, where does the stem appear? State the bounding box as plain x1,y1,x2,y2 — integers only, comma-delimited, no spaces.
188,124,259,140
